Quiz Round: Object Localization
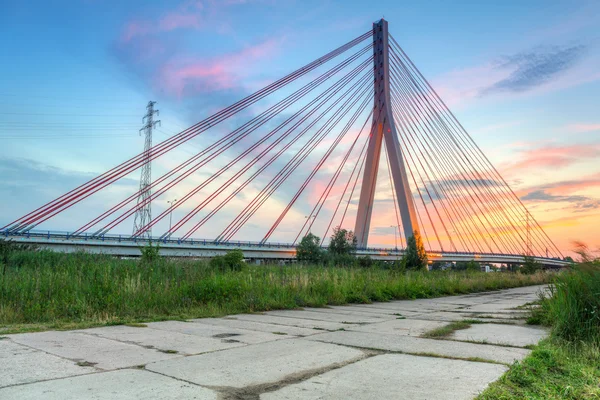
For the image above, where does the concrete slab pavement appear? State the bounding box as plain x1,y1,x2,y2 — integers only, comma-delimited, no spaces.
1,284,549,399
261,354,508,400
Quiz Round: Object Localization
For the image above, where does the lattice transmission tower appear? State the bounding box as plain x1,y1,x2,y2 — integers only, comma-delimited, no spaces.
132,101,160,239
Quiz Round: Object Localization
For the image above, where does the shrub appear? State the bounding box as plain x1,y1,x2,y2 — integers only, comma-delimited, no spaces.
210,249,245,272
357,255,373,268
405,232,427,270
520,255,541,275
139,242,160,264
296,233,323,264
328,227,357,256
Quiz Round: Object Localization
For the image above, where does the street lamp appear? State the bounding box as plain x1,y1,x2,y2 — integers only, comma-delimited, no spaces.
390,225,398,250
167,199,177,237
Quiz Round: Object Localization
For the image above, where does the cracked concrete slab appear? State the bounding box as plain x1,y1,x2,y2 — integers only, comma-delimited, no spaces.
451,323,548,347
144,320,287,344
0,340,97,388
8,331,178,370
349,318,449,337
0,369,216,399
79,325,245,355
264,309,383,324
232,313,350,331
261,353,508,400
462,303,533,314
340,304,424,317
305,330,531,365
146,339,365,388
190,317,319,337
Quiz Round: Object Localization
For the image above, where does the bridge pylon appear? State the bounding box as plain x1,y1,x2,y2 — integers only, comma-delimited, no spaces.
354,19,421,248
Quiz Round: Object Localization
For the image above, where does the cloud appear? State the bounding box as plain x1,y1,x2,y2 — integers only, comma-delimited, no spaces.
521,189,600,212
566,123,600,133
431,43,598,108
158,38,283,97
120,1,205,43
503,143,600,172
480,45,586,95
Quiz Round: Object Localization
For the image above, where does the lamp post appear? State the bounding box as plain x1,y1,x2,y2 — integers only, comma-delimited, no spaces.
390,225,398,250
167,199,177,237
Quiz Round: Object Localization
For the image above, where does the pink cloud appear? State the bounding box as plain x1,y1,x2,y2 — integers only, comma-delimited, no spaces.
504,143,600,172
159,38,282,96
121,21,152,42
566,123,600,133
159,13,202,31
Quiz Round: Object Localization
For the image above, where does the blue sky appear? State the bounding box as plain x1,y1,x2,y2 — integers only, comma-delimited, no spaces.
1,0,599,253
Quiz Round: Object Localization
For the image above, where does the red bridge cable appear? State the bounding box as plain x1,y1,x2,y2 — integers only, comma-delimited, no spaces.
72,45,373,236
3,31,372,233
390,48,545,256
389,85,463,253
168,66,375,239
392,70,512,252
389,37,555,256
390,97,476,253
320,132,370,246
127,61,374,238
179,72,374,240
294,109,373,244
390,64,509,254
396,122,433,251
389,52,525,255
76,44,375,237
225,82,373,243
391,106,446,252
216,75,373,242
260,90,373,244
390,36,562,258
383,143,405,249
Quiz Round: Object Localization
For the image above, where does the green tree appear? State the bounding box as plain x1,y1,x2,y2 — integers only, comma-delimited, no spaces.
328,227,357,256
404,231,427,271
521,255,541,274
210,249,245,271
139,241,160,265
296,233,323,264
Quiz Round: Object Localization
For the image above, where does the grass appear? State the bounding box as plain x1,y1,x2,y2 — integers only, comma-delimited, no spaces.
421,320,473,338
0,250,550,334
478,261,600,399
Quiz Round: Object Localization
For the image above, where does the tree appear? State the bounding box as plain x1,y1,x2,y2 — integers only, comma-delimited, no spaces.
328,227,357,256
404,231,427,270
210,249,245,271
296,233,323,264
520,255,541,274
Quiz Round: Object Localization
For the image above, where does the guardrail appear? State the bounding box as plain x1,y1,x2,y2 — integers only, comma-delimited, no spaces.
1,229,569,266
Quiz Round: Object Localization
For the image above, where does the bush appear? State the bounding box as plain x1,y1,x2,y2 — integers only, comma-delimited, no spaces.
139,242,160,264
405,232,427,270
296,233,323,264
520,255,541,275
210,249,245,272
357,255,373,268
328,227,356,256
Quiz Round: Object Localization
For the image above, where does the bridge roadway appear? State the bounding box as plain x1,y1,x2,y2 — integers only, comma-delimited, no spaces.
2,230,568,267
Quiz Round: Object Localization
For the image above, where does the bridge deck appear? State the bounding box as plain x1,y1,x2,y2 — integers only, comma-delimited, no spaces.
2,230,569,267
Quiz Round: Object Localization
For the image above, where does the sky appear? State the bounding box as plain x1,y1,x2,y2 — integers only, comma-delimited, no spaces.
0,0,599,256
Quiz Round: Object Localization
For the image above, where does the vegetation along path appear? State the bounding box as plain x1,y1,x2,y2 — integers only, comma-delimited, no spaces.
1,284,549,399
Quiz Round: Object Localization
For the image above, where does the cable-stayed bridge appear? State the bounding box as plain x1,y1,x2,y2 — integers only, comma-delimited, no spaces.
1,20,567,267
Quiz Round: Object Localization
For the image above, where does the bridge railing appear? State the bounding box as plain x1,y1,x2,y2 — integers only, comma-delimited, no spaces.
1,229,566,264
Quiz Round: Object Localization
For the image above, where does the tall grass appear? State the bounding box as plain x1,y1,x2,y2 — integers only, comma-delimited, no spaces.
536,262,600,344
0,250,549,330
479,261,600,400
